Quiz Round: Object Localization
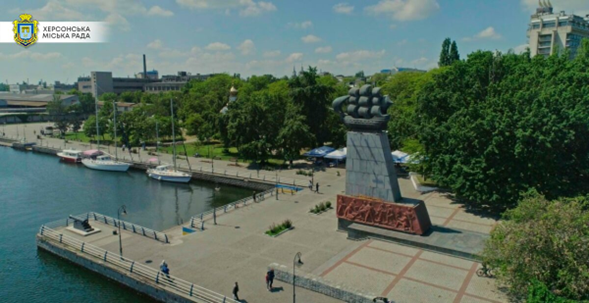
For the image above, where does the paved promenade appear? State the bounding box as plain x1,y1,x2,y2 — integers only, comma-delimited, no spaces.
9,123,507,302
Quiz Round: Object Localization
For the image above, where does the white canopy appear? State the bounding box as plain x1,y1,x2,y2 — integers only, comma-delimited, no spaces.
325,148,347,160
391,150,409,164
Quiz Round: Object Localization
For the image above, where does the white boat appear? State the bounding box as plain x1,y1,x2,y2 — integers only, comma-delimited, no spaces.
147,99,192,184
82,155,131,172
57,149,83,163
147,165,192,183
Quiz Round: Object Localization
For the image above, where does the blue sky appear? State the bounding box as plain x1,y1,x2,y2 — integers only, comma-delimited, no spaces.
1,0,588,84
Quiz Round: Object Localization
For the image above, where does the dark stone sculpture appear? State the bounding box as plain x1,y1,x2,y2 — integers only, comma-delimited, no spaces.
332,84,393,131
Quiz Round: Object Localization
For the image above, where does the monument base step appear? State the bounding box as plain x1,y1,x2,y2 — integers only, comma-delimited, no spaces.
345,223,488,261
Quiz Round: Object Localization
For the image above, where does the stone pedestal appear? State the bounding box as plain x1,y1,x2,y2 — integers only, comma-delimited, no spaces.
345,131,402,202
336,195,431,235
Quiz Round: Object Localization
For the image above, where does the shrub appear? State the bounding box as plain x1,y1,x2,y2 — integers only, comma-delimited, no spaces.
482,191,589,300
283,219,292,229
527,280,578,303
314,205,320,213
319,202,326,211
337,171,340,176
326,201,332,208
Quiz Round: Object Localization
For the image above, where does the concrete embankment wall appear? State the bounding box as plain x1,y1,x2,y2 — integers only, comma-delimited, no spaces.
13,143,275,191
37,236,197,303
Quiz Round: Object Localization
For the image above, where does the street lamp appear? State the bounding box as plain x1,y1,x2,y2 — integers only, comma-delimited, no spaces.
117,205,127,258
293,252,302,303
276,170,279,200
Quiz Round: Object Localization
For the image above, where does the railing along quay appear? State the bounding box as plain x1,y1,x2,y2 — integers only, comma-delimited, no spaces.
189,188,277,230
89,212,170,244
38,226,238,303
45,212,170,244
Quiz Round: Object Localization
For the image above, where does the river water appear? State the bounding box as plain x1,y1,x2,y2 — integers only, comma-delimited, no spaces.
0,147,251,302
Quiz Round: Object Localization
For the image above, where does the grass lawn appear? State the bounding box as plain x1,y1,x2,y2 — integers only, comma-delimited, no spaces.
64,132,115,145
416,175,439,188
162,143,288,166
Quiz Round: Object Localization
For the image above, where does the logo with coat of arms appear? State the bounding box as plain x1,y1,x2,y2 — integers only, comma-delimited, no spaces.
13,14,39,47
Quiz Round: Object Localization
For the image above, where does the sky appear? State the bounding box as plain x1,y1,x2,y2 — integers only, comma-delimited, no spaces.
1,0,588,84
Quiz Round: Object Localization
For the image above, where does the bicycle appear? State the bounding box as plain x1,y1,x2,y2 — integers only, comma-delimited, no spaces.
476,264,495,278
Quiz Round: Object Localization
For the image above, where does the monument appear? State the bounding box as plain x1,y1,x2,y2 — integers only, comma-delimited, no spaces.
333,85,432,235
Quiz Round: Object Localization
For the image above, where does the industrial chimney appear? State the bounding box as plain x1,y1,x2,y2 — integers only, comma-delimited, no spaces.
143,54,147,79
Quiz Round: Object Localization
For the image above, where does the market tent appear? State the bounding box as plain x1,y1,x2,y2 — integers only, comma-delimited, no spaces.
325,148,347,160
304,146,335,158
391,150,410,164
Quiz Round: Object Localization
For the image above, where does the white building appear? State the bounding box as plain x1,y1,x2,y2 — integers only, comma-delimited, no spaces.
527,1,589,58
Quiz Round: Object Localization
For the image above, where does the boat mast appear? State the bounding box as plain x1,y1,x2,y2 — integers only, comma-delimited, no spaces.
94,84,100,149
170,99,177,171
155,118,160,165
113,101,118,160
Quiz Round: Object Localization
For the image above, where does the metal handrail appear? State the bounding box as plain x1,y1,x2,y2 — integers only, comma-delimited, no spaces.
88,212,170,244
39,225,237,303
189,188,276,229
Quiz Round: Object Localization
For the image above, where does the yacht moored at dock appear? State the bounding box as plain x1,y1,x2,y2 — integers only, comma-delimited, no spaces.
57,149,83,163
82,155,131,172
147,164,192,183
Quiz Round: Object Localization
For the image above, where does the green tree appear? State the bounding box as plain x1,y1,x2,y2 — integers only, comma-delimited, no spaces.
418,48,589,208
0,83,9,91
449,41,460,62
289,67,335,146
483,191,589,300
355,70,365,78
438,38,451,67
278,105,315,166
47,94,69,136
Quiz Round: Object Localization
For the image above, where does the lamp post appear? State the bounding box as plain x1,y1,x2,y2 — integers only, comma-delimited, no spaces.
293,252,302,303
276,170,279,200
117,205,127,258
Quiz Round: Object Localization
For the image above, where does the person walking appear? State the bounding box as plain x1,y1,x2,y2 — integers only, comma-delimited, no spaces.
316,182,319,193
309,180,313,191
160,260,170,279
268,269,275,289
232,282,240,301
253,191,257,202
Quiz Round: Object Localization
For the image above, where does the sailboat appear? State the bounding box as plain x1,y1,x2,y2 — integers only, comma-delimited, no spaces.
147,99,192,183
82,100,131,172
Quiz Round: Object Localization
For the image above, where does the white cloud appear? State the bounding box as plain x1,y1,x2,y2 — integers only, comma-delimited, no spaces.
286,53,304,63
205,42,231,51
147,39,163,50
237,39,256,55
287,21,313,29
0,51,61,60
177,0,276,17
335,50,386,62
147,5,174,17
301,35,321,43
365,0,440,21
396,39,408,46
16,1,86,21
463,27,501,41
333,3,354,14
263,50,281,57
512,44,529,54
315,46,333,54
105,13,130,31
390,24,398,29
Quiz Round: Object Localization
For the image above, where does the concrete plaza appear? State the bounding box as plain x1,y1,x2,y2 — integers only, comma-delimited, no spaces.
8,123,507,302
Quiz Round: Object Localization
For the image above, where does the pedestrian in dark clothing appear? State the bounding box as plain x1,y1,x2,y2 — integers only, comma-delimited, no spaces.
253,191,256,202
268,269,275,289
316,182,319,193
160,260,170,279
233,282,240,301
